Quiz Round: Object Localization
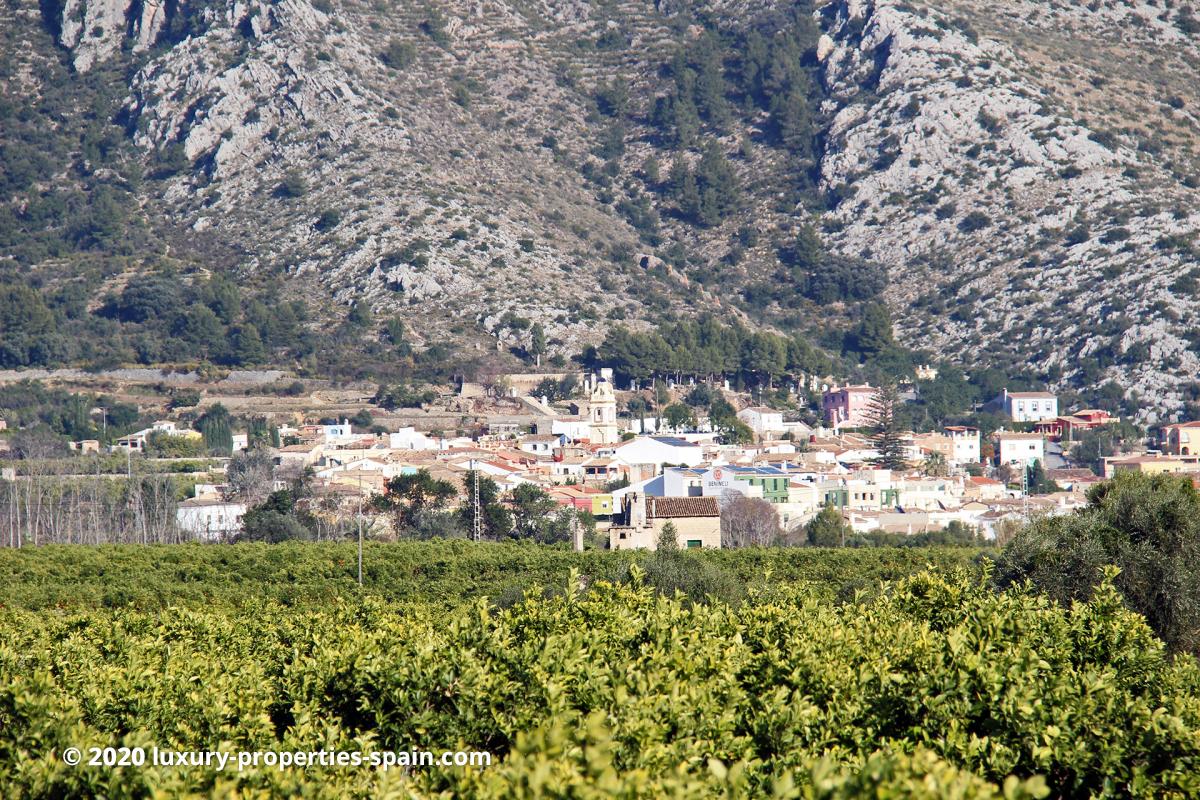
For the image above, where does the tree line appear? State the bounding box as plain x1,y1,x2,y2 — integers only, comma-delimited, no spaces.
583,314,832,388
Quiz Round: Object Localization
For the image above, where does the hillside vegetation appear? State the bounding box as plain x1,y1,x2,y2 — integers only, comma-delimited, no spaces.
4,0,1200,417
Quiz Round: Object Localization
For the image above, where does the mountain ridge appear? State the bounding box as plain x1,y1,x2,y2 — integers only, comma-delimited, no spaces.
3,0,1200,421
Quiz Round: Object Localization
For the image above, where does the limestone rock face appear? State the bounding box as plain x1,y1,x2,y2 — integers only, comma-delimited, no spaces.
816,0,1200,420
59,0,133,71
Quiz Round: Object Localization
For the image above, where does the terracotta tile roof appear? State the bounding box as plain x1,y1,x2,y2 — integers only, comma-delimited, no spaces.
647,496,720,518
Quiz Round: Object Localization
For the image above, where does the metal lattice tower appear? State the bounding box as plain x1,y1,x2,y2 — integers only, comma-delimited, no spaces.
472,464,482,542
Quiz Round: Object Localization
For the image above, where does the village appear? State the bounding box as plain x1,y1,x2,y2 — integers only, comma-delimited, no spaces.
29,364,1175,550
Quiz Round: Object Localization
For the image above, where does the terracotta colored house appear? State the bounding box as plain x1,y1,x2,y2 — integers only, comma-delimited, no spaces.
1034,409,1115,441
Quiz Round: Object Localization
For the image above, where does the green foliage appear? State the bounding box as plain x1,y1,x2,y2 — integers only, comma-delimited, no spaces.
0,541,980,610
196,403,233,455
591,314,830,388
664,140,739,226
509,484,574,544
454,471,512,539
533,374,577,403
0,284,56,367
0,380,138,442
379,38,416,69
663,402,695,430
994,472,1200,653
275,170,309,199
0,559,1192,796
806,503,852,547
142,431,205,458
867,382,909,470
420,7,450,46
1025,459,1060,495
749,221,888,311
373,382,436,410
374,469,457,532
240,507,312,543
852,302,895,358
657,521,679,552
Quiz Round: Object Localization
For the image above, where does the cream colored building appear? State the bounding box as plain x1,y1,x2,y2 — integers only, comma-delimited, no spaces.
608,493,721,550
586,368,620,444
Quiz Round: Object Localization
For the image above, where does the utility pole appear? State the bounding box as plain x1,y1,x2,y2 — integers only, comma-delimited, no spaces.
1022,460,1029,513
357,472,363,587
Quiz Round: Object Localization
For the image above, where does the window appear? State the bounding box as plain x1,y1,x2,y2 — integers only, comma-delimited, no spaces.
686,540,702,549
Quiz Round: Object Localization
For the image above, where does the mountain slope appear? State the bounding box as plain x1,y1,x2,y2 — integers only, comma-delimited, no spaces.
817,0,1200,421
3,0,1199,420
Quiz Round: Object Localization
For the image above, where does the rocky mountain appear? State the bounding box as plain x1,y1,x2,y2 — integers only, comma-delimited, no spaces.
818,0,1200,421
3,0,1199,420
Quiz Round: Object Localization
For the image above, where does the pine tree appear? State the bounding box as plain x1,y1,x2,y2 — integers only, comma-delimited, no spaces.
791,222,824,271
866,382,909,470
669,159,701,222
855,302,895,358
232,324,266,365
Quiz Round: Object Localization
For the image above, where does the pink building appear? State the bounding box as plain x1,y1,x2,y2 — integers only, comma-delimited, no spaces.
822,384,878,428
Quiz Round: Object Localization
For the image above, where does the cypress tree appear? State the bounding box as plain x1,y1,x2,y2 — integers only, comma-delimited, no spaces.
198,403,234,456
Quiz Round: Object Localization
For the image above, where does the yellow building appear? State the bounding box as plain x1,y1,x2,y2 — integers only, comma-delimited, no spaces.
591,493,614,517
1160,421,1200,456
1105,454,1199,477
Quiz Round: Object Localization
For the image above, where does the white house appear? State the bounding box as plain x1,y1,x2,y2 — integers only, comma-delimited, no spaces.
995,432,1045,467
661,467,708,497
944,426,981,464
516,433,563,456
114,421,203,452
737,407,784,437
998,390,1058,423
320,420,355,441
545,417,592,441
613,436,706,468
176,498,247,541
388,427,440,451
